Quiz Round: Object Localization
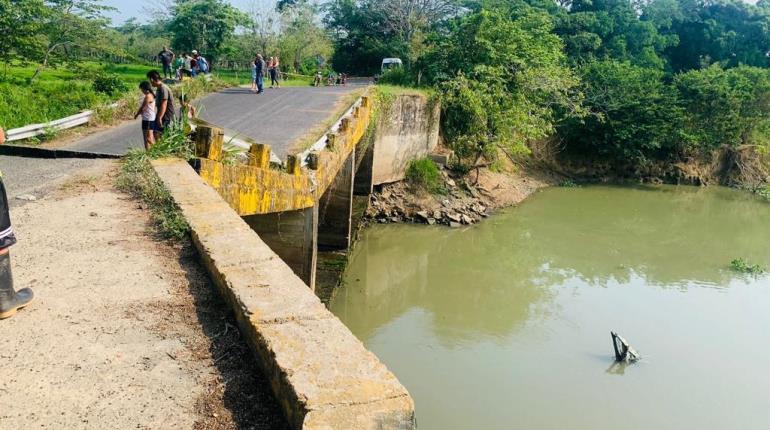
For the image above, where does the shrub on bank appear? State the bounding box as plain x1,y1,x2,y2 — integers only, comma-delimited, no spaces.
406,157,445,194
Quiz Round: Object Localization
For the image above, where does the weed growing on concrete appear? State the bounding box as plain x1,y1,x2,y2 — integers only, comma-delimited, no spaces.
406,157,445,194
117,120,194,241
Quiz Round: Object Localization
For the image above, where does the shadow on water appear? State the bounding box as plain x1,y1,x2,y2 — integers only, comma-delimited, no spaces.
177,242,289,430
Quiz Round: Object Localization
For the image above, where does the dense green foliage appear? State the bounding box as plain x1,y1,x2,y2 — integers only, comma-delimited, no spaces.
423,7,582,164
730,258,765,275
560,60,683,162
0,79,106,129
405,157,445,194
167,0,247,64
327,0,770,170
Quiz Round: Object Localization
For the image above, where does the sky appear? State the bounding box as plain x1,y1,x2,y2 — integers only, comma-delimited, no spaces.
101,0,279,24
103,0,760,25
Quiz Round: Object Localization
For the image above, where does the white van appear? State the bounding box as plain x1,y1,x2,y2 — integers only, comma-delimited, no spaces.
381,58,403,72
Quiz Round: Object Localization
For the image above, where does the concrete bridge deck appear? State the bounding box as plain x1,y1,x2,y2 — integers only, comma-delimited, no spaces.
52,85,365,159
11,84,440,430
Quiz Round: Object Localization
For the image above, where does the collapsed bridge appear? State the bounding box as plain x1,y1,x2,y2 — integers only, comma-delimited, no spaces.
153,87,439,429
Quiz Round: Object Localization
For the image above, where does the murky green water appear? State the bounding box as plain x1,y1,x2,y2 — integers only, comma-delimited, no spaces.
330,185,770,430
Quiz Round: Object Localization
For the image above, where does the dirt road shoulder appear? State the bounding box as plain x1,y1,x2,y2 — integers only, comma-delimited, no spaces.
0,162,287,429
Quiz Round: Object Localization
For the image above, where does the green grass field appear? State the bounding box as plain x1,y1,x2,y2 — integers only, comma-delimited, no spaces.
0,62,315,130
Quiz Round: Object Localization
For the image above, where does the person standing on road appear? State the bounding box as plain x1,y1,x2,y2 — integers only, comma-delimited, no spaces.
269,57,280,88
134,81,156,150
147,70,174,141
0,127,34,320
251,59,258,92
158,47,175,80
254,54,265,94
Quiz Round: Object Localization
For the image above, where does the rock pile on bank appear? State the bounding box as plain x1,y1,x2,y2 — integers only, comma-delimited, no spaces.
367,169,496,227
366,162,558,228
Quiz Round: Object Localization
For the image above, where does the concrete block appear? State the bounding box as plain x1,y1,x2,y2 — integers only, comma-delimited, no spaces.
252,317,414,429
153,142,414,430
222,266,330,324
303,396,415,430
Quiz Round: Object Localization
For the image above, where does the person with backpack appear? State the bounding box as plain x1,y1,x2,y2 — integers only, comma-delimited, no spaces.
195,53,209,74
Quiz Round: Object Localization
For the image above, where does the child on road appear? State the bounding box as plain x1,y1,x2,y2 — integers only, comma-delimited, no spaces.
134,81,156,150
179,94,197,120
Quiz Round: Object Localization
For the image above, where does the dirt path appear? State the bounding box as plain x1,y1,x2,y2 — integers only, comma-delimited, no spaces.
0,162,288,430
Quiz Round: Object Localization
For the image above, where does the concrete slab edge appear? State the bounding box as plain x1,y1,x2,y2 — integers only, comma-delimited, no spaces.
0,144,122,159
151,158,416,430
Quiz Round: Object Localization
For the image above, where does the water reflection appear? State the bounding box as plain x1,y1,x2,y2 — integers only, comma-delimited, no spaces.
336,186,770,342
330,185,770,430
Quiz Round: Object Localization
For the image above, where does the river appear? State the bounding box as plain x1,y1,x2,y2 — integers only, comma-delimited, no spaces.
329,185,770,430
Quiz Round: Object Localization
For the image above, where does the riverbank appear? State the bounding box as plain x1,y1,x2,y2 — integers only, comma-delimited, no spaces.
0,160,287,429
366,159,560,227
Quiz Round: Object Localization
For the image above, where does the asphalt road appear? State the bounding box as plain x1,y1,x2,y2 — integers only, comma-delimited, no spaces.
59,84,364,159
198,85,363,159
0,156,110,206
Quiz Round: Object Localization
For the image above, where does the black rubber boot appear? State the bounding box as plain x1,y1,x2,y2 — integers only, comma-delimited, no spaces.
0,251,33,320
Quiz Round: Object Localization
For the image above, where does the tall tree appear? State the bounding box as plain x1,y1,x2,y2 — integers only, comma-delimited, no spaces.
652,0,770,72
424,7,583,164
325,0,462,74
167,0,248,63
544,0,676,69
247,0,279,56
31,0,115,81
0,0,48,67
278,1,332,72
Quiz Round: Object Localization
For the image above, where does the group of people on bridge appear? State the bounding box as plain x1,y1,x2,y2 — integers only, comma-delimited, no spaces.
251,54,282,94
158,47,210,80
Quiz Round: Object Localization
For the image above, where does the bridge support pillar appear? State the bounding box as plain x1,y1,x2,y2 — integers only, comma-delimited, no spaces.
317,151,355,251
243,206,318,290
354,143,374,197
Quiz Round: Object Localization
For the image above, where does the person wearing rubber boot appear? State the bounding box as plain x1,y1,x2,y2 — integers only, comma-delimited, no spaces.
0,127,33,319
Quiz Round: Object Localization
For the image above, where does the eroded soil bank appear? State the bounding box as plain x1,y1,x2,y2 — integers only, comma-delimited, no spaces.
0,162,287,430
